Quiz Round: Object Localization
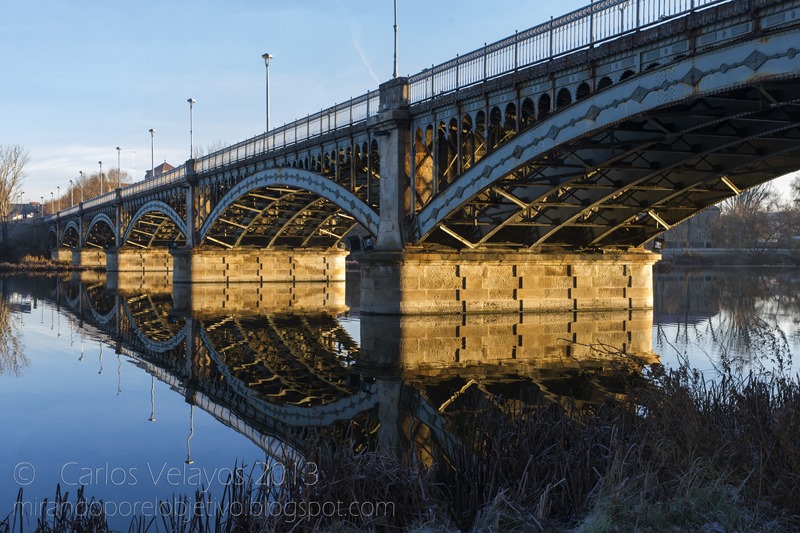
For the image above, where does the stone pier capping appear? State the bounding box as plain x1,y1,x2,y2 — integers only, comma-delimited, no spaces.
359,250,659,315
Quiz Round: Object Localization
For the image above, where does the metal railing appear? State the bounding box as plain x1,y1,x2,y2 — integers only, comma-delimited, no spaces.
46,0,734,223
408,0,732,102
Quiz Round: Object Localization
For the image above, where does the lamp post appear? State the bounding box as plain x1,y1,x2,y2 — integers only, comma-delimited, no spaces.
149,128,155,180
187,98,196,159
40,196,44,217
69,180,74,207
262,52,273,133
116,147,122,189
57,186,60,211
98,161,103,195
393,0,399,79
50,192,54,215
78,171,84,203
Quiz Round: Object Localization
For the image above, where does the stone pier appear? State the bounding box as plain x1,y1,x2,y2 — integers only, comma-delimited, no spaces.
71,249,106,269
51,247,73,263
106,248,172,273
359,250,659,315
170,247,347,284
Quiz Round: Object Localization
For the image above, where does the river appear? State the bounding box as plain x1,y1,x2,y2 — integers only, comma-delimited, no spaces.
0,267,797,529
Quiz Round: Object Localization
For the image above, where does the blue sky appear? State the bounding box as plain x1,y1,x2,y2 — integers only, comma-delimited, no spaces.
1,0,795,203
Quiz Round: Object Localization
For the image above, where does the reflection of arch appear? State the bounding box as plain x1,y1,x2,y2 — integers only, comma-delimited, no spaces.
85,213,117,248
198,168,378,248
122,201,187,248
197,322,378,426
122,297,188,353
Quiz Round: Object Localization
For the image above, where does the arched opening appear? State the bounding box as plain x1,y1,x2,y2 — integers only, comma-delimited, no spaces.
619,69,635,81
597,76,613,90
556,88,573,109
503,103,517,139
489,106,503,150
475,111,487,163
414,127,433,209
461,114,475,172
576,82,591,101
520,98,535,129
537,93,551,120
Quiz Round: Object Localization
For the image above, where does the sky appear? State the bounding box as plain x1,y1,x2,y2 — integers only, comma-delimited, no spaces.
1,0,795,203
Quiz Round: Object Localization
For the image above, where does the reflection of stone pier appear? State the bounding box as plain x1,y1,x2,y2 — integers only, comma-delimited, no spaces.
172,281,347,315
359,251,658,315
359,309,656,370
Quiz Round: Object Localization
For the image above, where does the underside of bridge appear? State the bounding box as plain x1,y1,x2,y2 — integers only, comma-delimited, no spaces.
417,79,800,251
202,186,360,249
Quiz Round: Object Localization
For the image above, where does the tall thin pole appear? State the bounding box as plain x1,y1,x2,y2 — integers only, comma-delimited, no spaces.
188,98,196,159
98,161,103,195
149,129,155,180
69,180,74,207
116,147,121,188
262,53,273,133
57,186,60,211
393,0,399,79
78,171,84,202
40,196,44,217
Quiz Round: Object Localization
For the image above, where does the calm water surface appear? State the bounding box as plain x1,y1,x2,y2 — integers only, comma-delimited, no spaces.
0,267,798,527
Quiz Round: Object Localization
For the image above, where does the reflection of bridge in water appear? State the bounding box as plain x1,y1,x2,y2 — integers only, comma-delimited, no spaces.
50,272,658,462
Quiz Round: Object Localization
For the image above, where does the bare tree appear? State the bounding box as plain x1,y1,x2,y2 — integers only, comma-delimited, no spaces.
711,183,799,253
0,282,26,376
0,145,29,241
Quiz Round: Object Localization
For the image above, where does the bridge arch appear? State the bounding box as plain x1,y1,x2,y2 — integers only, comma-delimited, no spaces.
84,213,117,248
122,201,187,249
413,32,800,250
198,167,379,249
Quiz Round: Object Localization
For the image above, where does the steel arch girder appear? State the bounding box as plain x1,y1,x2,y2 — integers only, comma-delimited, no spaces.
413,29,800,245
198,168,379,246
122,200,188,248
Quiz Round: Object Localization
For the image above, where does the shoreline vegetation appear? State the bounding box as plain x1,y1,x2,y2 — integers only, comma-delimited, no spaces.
0,255,100,274
2,355,799,532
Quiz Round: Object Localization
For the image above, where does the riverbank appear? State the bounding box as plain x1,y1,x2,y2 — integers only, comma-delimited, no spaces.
0,254,97,274
656,248,800,271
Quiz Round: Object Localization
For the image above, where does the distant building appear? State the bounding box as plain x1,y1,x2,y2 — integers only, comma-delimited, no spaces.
9,203,41,221
144,162,175,180
662,205,720,250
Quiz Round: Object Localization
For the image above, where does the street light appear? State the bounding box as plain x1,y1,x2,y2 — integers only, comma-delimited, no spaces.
78,171,84,202
57,186,60,211
116,147,122,189
40,196,44,217
69,180,74,207
98,161,103,195
188,98,196,159
262,52,273,133
50,192,54,215
149,129,156,180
